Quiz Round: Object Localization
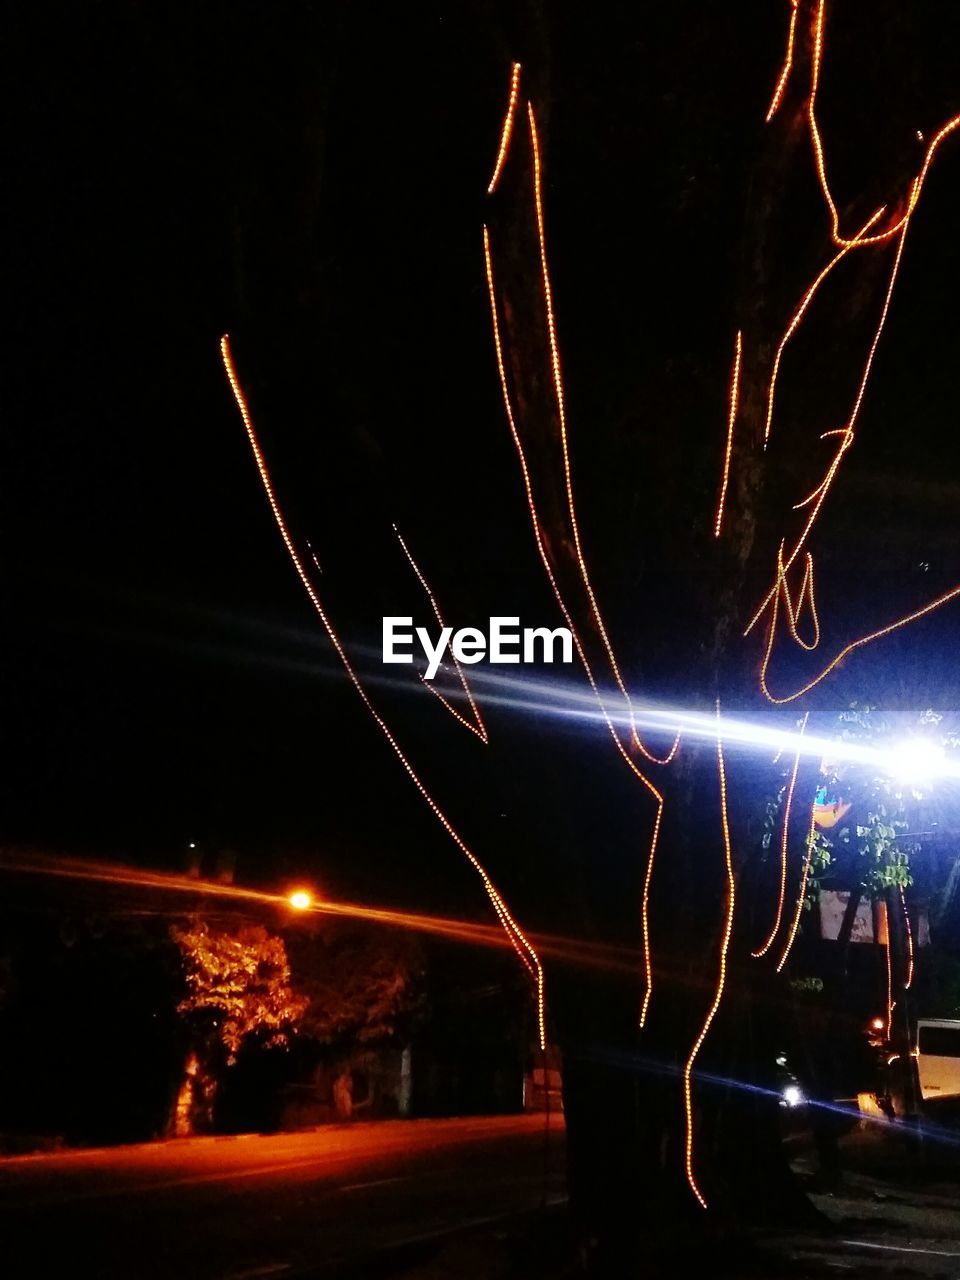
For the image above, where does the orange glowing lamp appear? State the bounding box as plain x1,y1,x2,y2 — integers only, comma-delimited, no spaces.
288,889,313,911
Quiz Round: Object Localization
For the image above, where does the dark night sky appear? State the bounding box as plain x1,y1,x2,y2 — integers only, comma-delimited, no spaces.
4,2,960,936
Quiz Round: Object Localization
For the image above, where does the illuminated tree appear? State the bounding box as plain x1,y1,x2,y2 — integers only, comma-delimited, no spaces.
170,921,306,1133
220,0,960,1267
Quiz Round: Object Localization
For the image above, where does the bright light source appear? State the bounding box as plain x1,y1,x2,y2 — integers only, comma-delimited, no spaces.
885,738,945,788
870,1016,885,1032
288,889,312,911
782,1084,804,1109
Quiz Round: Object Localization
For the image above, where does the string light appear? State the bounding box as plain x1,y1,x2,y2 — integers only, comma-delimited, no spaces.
785,553,820,650
746,0,960,684
747,214,911,650
775,801,818,972
901,886,914,989
393,525,489,743
763,210,883,449
884,901,894,1039
221,335,545,1049
752,713,807,958
484,225,666,1027
760,567,960,706
527,103,681,768
714,330,742,537
683,701,737,1209
487,62,522,196
765,0,798,123
808,0,960,248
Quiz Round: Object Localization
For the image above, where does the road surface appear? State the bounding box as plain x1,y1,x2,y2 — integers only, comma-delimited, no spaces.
0,1114,566,1278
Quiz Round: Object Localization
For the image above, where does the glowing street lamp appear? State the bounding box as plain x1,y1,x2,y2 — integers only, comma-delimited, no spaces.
288,889,313,912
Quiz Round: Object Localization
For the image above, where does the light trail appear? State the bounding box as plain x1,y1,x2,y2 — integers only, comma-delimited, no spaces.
807,0,960,249
393,524,488,742
901,886,914,989
760,567,960,707
526,103,681,769
747,214,911,645
0,851,640,976
221,336,546,1048
487,62,521,195
776,800,819,973
683,701,737,1210
713,330,742,537
781,552,820,651
363,661,960,788
764,0,798,124
752,713,807,958
884,900,894,1039
483,222,666,1027
762,208,884,450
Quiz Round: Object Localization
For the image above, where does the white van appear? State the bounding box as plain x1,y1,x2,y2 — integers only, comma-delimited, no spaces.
916,1019,960,1102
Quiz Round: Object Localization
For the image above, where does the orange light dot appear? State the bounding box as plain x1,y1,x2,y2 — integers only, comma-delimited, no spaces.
289,890,312,911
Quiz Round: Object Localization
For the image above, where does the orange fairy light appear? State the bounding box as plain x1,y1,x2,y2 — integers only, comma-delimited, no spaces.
484,225,667,1026
487,62,521,196
765,0,798,123
683,702,737,1209
393,524,489,743
763,208,883,449
775,801,818,972
288,889,312,911
527,102,681,767
752,713,807,958
784,553,820,651
901,886,914,989
881,901,894,1039
714,330,742,537
220,335,545,1048
807,0,960,248
747,213,912,653
760,568,960,706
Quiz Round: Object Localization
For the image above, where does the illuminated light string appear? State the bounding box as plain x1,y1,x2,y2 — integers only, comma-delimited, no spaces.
782,552,820,651
759,559,960,706
884,902,894,1040
526,103,681,769
752,712,808,958
807,0,960,249
713,330,742,537
220,335,545,1048
392,524,489,743
792,428,851,512
763,208,884,449
776,800,819,973
683,701,737,1210
749,23,933,651
487,62,522,196
483,225,666,1028
746,214,912,649
901,886,914,990
765,0,798,124
762,0,798,124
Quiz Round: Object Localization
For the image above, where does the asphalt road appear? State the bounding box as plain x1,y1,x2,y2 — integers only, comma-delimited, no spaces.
0,1114,566,1279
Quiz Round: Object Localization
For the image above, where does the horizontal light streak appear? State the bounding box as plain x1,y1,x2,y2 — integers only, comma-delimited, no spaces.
361,662,960,784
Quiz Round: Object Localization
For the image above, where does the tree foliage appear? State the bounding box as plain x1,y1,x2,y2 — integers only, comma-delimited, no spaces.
171,921,307,1061
805,706,927,909
288,924,425,1048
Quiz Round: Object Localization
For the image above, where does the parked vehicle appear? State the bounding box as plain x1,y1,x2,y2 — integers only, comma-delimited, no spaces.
916,1018,960,1104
